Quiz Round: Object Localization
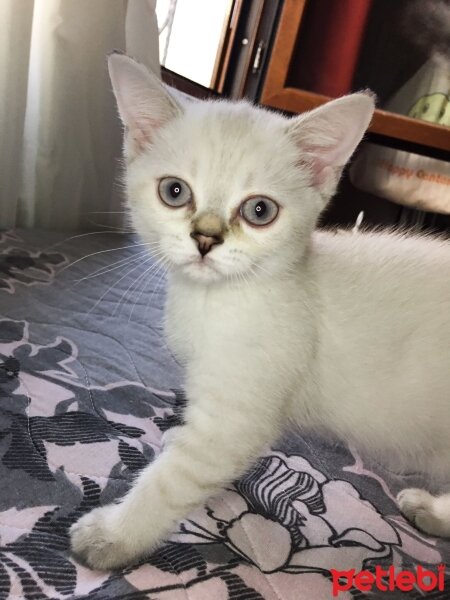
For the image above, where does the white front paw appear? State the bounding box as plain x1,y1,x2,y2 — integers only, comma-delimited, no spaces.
70,505,142,570
397,488,432,519
397,488,444,537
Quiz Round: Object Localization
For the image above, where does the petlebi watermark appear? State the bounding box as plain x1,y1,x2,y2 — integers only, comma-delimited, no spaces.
330,564,445,596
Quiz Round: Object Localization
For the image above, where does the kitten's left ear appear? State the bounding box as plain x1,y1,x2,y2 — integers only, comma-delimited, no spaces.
108,53,182,159
287,92,375,197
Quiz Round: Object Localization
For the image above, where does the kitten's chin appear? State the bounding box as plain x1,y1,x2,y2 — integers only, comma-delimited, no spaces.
179,259,224,284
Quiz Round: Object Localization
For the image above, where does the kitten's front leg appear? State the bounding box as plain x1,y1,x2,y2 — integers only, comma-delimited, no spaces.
70,378,283,570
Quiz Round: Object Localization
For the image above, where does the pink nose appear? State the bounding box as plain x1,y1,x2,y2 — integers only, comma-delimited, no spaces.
190,231,223,257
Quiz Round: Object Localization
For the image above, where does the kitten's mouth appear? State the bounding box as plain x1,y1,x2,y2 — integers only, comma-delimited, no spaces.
181,256,222,281
186,254,216,267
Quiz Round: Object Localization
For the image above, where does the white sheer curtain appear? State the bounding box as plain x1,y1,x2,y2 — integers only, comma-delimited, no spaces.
0,0,160,231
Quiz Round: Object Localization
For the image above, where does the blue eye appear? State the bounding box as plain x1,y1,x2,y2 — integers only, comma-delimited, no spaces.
158,177,192,207
240,197,279,226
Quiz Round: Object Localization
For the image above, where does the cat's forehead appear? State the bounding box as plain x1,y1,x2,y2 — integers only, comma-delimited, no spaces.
183,102,286,157
153,101,297,202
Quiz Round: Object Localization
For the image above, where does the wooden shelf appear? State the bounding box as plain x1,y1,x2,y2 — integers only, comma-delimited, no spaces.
259,0,450,155
261,88,450,153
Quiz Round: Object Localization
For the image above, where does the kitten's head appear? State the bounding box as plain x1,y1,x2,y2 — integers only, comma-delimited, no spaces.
109,55,374,284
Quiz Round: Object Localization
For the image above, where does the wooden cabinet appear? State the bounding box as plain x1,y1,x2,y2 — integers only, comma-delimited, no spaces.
253,0,449,231
259,0,450,157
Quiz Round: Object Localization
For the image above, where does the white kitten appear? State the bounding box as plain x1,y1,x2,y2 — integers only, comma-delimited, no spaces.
70,55,450,570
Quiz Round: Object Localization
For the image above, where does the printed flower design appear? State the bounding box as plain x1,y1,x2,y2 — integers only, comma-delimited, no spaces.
0,317,183,597
0,478,99,598
0,318,174,483
0,246,67,293
175,452,404,576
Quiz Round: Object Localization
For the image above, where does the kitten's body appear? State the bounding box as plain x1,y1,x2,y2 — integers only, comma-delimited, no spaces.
310,230,449,477
70,55,450,570
168,229,450,479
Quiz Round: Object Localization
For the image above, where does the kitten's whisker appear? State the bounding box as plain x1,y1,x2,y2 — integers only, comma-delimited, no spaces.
127,258,165,322
84,219,135,233
113,256,157,318
238,269,246,288
59,242,156,275
143,246,168,258
129,256,169,323
75,250,149,283
44,230,138,254
115,251,168,318
144,258,171,321
87,255,153,316
249,267,260,283
252,262,272,278
85,211,129,215
147,258,170,304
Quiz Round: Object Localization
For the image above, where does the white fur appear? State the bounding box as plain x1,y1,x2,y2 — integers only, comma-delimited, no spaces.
70,56,450,569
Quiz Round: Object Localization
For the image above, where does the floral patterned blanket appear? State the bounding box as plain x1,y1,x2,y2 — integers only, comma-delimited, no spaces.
0,229,448,600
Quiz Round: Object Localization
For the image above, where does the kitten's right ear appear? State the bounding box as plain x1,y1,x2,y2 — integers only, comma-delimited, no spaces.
108,54,182,158
286,92,375,199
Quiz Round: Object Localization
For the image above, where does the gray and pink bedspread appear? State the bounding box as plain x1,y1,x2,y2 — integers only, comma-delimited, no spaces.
0,228,448,600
